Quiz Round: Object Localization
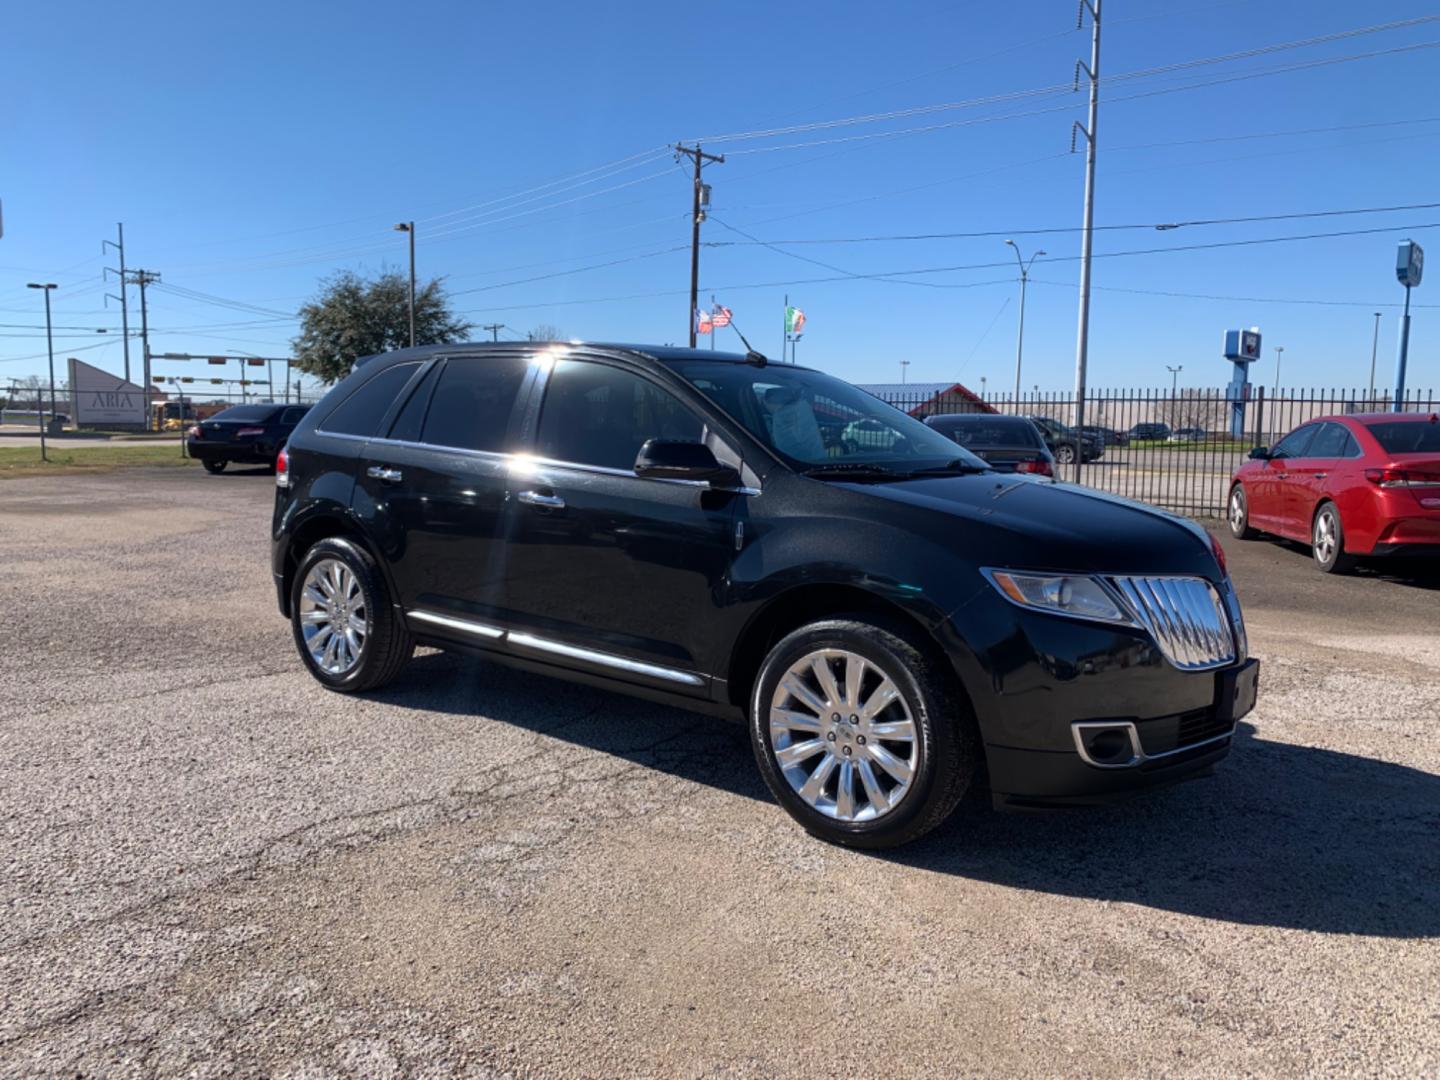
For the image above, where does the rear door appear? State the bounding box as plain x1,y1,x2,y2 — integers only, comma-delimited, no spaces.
498,357,741,689
353,352,538,630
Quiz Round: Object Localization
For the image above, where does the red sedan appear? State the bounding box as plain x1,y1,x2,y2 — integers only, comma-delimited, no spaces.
1228,412,1440,573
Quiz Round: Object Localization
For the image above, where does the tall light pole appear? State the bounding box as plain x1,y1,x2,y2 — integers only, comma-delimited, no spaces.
1272,345,1285,399
1368,311,1382,404
900,359,910,384
1004,240,1046,404
1167,364,1183,397
393,222,415,348
26,283,58,418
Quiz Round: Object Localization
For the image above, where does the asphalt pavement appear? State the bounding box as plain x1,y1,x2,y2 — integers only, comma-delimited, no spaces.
2,468,1436,1077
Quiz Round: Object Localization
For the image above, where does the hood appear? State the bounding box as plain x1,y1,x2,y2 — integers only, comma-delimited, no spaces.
837,473,1219,578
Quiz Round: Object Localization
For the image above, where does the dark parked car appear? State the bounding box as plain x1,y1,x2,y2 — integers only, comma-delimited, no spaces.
272,343,1255,848
1082,424,1129,448
188,403,311,474
1128,422,1172,442
1169,427,1208,443
924,413,1055,475
1027,415,1104,464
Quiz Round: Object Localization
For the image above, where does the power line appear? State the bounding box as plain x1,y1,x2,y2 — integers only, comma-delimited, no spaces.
1028,279,1439,310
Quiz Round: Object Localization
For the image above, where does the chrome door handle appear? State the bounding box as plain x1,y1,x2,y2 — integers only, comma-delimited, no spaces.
365,465,403,483
517,490,565,509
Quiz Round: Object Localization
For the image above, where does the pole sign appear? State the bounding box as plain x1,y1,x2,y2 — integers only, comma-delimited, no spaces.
67,357,146,427
1223,328,1262,363
1397,240,1424,288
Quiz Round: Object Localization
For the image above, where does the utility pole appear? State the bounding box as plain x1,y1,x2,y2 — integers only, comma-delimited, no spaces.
1004,240,1046,402
393,222,416,347
482,323,504,342
103,223,132,383
674,143,724,347
1167,364,1183,397
1368,311,1382,404
1070,0,1102,485
26,283,58,417
129,270,160,428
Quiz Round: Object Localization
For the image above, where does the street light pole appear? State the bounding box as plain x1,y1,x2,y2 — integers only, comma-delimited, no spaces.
1273,346,1284,398
26,283,58,418
394,222,415,348
1167,364,1183,397
1004,241,1046,403
1368,311,1382,404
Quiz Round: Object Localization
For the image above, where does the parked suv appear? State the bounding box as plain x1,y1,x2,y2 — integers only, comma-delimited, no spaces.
1027,415,1104,464
273,343,1256,848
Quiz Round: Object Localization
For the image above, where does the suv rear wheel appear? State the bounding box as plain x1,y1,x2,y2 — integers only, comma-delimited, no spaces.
750,616,978,849
290,537,414,692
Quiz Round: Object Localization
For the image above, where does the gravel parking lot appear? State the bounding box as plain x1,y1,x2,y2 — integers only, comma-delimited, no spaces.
3,468,1437,1077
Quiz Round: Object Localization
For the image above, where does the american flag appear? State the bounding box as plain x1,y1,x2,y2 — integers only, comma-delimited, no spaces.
711,305,732,328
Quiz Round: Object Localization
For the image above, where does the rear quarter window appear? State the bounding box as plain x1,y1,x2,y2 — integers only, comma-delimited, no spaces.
318,362,421,438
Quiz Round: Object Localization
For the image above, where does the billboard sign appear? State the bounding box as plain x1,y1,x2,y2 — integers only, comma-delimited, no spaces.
1223,327,1261,363
67,357,146,427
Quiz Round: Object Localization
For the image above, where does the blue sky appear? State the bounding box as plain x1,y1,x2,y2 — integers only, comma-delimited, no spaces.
2,0,1438,393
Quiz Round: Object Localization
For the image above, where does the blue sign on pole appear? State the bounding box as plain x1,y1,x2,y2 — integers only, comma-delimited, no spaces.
1393,241,1423,411
1222,327,1260,438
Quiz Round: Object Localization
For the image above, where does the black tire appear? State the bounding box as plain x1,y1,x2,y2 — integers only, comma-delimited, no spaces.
1227,484,1259,540
750,615,979,850
1312,502,1357,574
290,537,414,692
202,459,227,474
1054,444,1076,465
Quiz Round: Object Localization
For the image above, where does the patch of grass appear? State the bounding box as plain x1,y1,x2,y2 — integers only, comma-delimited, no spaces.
0,444,196,478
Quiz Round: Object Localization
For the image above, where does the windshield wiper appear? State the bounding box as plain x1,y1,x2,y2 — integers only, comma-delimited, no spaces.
912,458,990,475
800,462,910,481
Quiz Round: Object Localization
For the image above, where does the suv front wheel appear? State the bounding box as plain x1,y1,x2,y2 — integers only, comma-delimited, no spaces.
750,616,978,849
290,537,414,692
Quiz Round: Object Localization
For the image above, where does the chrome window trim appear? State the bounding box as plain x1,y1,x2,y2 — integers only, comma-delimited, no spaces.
328,432,761,494
404,610,705,687
1072,720,1236,770
507,632,705,686
407,610,504,639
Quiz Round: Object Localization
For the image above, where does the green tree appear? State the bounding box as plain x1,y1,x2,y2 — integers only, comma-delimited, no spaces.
292,270,472,383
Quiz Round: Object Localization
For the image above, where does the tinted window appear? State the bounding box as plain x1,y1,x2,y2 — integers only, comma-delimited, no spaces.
211,404,280,423
386,364,441,443
537,361,702,470
279,406,309,425
933,417,1041,448
1271,424,1318,459
1307,422,1352,457
321,362,420,437
1365,420,1440,454
419,357,529,452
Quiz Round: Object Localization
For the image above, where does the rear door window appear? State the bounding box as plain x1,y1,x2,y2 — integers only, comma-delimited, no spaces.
1306,422,1352,457
419,356,530,453
320,362,421,437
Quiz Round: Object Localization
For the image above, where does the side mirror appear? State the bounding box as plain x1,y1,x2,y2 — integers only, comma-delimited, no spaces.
634,440,739,486
1248,447,1271,460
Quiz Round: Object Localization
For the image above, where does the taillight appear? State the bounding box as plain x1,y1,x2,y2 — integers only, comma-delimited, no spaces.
1209,532,1228,577
276,446,290,489
236,427,265,437
187,425,201,438
1020,459,1054,477
1364,468,1440,488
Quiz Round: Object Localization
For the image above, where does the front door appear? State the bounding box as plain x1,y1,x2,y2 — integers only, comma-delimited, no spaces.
1283,421,1348,538
500,357,740,689
1252,423,1317,535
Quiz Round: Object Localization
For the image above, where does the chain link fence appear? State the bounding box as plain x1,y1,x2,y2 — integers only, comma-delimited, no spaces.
865,385,1440,518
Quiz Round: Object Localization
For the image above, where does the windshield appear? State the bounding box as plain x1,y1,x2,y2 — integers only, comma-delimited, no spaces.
669,361,988,471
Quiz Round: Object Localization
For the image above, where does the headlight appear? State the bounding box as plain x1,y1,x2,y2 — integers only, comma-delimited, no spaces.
981,569,1133,625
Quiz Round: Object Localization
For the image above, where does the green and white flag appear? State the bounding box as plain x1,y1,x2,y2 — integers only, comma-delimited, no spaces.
784,306,806,334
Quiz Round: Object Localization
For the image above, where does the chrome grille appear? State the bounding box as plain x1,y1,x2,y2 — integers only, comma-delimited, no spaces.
1109,575,1236,671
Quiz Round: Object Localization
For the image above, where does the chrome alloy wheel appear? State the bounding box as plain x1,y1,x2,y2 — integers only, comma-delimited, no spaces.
1314,508,1338,565
1229,488,1246,532
769,649,919,823
298,558,369,675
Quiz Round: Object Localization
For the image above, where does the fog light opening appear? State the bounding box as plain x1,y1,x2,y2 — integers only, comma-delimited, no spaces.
1073,722,1141,768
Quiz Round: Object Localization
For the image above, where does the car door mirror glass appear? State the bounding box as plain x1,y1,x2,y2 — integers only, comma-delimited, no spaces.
634,439,738,486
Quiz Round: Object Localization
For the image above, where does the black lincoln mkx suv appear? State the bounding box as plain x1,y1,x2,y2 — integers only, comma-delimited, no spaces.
272,342,1257,848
